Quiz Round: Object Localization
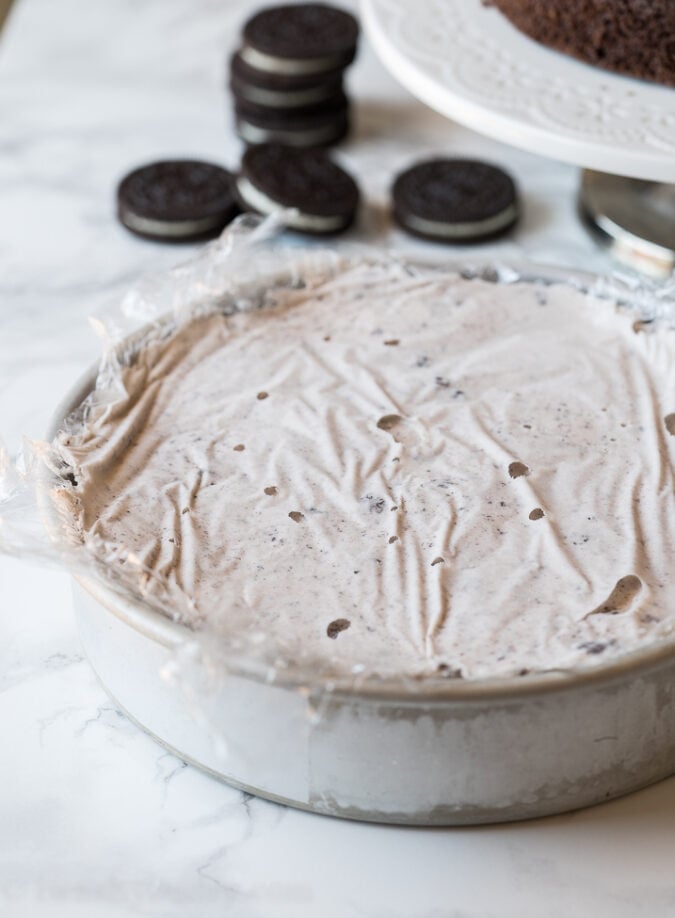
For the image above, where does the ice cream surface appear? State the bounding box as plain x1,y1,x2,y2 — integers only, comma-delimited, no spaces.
57,262,675,679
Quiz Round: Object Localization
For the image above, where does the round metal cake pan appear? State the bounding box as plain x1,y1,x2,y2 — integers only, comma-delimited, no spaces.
46,266,675,826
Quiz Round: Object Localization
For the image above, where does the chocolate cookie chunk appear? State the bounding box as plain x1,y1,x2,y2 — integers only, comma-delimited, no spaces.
392,159,519,243
241,3,359,76
236,143,359,234
117,160,240,242
230,51,344,108
235,93,349,147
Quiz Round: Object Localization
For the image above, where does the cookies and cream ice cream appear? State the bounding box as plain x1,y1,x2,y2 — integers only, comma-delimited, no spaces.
56,262,675,679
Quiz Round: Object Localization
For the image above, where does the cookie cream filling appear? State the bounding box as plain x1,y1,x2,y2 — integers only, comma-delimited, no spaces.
56,263,675,680
118,207,227,239
239,44,346,76
402,203,519,240
235,118,345,149
236,176,349,232
234,83,339,108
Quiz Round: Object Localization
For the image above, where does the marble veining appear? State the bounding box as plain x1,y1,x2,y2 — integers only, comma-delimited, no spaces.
1,0,674,915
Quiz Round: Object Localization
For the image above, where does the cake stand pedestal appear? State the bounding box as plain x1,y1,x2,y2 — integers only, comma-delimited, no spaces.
361,0,675,277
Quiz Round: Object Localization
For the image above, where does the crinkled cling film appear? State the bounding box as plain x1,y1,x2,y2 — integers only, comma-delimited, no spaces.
2,215,675,752
1,215,343,630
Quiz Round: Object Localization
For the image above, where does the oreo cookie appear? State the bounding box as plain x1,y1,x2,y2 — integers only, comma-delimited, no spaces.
117,160,240,242
392,159,519,243
236,143,359,234
241,3,359,76
230,51,343,109
235,93,349,147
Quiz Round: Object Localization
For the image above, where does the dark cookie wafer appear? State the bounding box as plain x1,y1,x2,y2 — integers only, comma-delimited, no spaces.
241,3,359,76
236,143,359,234
235,93,349,147
392,159,519,243
117,160,240,242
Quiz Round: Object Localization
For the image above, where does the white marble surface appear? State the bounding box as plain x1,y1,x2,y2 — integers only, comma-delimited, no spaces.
1,0,674,915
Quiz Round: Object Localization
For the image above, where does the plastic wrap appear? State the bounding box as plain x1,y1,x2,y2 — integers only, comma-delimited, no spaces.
1,215,675,720
0,216,344,626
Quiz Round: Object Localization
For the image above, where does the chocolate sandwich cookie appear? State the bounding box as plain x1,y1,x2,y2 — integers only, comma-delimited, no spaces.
117,160,240,242
241,3,359,76
230,51,344,109
235,93,349,147
236,143,359,234
392,159,519,243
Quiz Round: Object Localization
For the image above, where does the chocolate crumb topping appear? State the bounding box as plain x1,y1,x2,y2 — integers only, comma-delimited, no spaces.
508,461,529,479
377,414,402,431
327,618,351,639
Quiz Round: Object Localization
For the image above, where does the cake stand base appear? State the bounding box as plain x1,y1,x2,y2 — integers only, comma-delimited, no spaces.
578,172,675,280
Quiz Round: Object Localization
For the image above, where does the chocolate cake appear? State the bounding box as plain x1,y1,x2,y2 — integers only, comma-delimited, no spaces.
487,0,675,87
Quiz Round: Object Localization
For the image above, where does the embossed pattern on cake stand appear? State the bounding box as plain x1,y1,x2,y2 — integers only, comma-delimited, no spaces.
361,0,675,182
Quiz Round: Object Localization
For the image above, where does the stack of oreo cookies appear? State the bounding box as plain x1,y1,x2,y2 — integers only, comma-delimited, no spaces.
230,3,359,148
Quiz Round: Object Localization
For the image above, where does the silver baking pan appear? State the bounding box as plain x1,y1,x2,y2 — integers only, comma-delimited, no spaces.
46,263,675,825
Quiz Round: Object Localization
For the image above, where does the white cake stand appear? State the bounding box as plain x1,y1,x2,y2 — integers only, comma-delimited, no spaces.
361,0,675,181
361,0,675,274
